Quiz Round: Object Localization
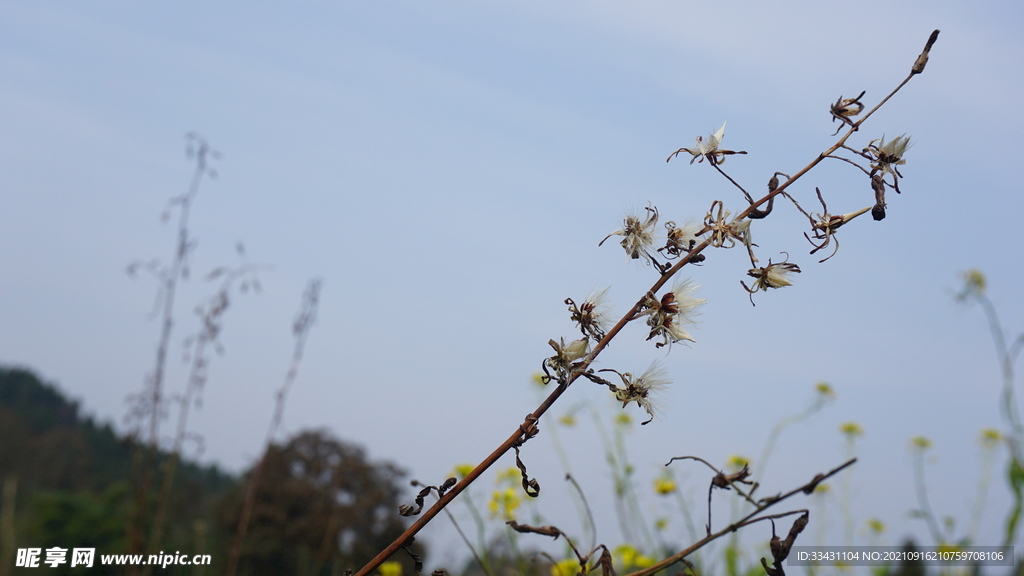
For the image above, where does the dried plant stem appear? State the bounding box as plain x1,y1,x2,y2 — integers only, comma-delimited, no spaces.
126,140,210,573
444,506,493,576
146,263,258,576
624,458,857,576
226,279,322,576
355,32,934,576
147,345,209,567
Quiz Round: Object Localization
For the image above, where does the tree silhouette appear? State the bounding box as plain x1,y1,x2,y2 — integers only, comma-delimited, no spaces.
220,429,416,576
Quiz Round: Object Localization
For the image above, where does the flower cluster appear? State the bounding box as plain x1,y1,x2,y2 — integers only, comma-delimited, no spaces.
488,467,524,520
613,544,656,572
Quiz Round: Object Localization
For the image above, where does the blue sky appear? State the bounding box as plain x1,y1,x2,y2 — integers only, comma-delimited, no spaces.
2,1,1023,569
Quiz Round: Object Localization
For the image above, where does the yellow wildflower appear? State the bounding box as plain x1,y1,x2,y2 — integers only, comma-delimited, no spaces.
488,487,520,520
552,558,583,576
451,463,475,479
495,467,520,486
979,428,1002,449
614,544,654,570
910,436,932,451
654,478,677,495
726,454,749,472
840,422,863,438
378,561,403,576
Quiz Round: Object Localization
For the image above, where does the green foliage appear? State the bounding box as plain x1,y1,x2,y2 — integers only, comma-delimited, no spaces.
0,368,79,431
0,367,233,575
19,486,128,575
0,367,232,496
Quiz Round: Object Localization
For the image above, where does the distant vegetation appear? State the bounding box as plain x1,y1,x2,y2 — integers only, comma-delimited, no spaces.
0,367,414,576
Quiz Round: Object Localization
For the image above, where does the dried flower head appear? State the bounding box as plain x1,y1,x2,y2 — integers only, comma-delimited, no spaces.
566,287,611,341
804,187,871,262
641,280,705,348
703,200,751,249
756,262,799,288
600,205,659,264
667,121,747,165
866,134,912,192
541,337,590,384
742,257,801,304
878,134,912,166
658,220,702,259
603,361,671,425
807,206,869,260
830,90,866,134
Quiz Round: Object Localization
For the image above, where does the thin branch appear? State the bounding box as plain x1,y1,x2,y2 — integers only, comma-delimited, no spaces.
566,473,598,552
227,279,322,576
713,164,754,204
824,154,872,176
445,507,491,576
624,458,856,576
353,29,936,576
